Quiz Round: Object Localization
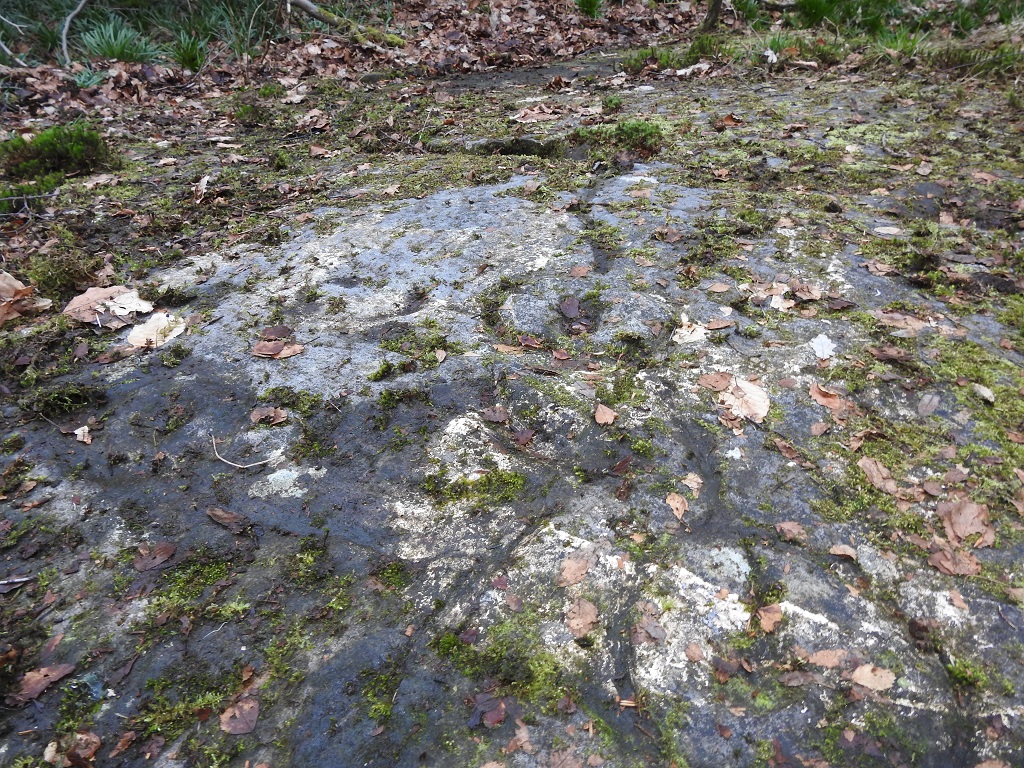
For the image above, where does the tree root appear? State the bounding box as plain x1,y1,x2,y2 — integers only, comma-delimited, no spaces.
287,0,404,47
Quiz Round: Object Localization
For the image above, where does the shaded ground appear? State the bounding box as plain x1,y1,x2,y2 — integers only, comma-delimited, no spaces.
2,49,1024,768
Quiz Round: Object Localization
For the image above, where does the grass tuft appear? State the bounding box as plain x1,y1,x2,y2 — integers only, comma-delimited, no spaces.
79,19,162,62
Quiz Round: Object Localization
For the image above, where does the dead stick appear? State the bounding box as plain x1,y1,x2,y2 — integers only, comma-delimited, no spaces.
0,34,25,66
286,0,404,46
0,13,25,32
211,436,273,469
60,0,89,68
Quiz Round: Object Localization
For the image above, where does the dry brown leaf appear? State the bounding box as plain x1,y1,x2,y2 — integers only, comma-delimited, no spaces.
565,598,599,638
697,372,733,391
207,506,250,534
666,492,688,520
556,555,590,587
773,438,800,460
481,405,510,423
857,456,898,495
250,407,288,425
594,404,618,425
829,544,858,560
848,664,895,691
757,604,783,633
220,697,260,734
927,546,981,576
549,748,583,768
126,312,185,348
0,271,51,322
719,377,770,424
133,541,176,571
870,309,928,335
775,521,806,543
937,499,994,548
681,472,703,496
808,649,847,668
511,103,561,122
809,381,858,421
684,642,705,662
109,731,137,758
253,341,304,359
7,664,74,705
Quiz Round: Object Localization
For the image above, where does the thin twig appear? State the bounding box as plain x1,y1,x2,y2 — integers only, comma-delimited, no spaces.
0,34,25,67
211,436,273,469
0,14,25,33
202,622,228,639
60,0,90,69
998,606,1018,630
0,191,60,203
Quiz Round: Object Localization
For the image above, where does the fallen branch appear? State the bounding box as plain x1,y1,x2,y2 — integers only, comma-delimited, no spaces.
60,0,89,68
0,13,25,33
0,34,25,67
212,436,274,469
286,0,404,47
0,190,61,203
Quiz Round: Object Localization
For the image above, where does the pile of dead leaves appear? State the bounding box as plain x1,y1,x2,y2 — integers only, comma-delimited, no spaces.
0,1,695,122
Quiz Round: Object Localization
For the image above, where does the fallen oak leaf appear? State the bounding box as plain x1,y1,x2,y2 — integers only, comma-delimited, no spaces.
556,554,591,587
594,404,618,425
220,697,260,735
775,521,806,543
126,312,185,349
133,541,176,571
928,546,981,576
848,664,895,691
857,456,898,495
565,597,600,638
207,506,250,534
829,544,858,560
252,341,304,359
719,376,770,424
7,664,75,705
808,649,848,668
250,406,288,425
697,371,733,391
481,405,510,423
665,492,688,520
757,604,783,633
936,499,994,548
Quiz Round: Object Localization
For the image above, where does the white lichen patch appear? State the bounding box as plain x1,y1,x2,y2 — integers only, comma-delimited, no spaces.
427,414,514,476
248,466,326,498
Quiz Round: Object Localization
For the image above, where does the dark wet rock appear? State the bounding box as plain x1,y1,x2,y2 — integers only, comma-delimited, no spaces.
463,135,565,158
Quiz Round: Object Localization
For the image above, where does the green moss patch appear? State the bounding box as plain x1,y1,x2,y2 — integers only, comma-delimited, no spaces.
423,468,527,505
